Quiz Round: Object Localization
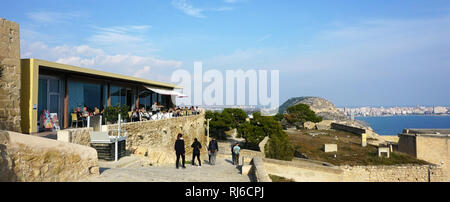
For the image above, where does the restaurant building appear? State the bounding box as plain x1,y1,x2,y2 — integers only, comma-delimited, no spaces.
20,58,184,134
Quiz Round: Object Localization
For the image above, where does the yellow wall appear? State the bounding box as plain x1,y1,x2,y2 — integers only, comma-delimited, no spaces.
20,59,38,134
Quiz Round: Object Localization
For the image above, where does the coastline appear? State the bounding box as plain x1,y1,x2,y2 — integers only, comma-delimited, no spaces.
355,115,450,136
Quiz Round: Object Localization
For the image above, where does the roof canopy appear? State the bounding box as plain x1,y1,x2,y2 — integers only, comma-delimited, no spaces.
145,86,188,98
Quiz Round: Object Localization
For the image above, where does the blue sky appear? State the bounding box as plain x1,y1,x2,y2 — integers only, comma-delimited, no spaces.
2,0,450,107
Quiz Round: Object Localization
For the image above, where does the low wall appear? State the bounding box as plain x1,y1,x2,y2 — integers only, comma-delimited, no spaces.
340,165,444,182
263,158,343,182
250,157,271,182
240,149,265,164
0,131,99,182
106,113,207,166
242,151,445,182
331,123,366,135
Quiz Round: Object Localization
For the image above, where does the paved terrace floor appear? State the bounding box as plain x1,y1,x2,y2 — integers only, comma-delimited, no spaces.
80,139,252,182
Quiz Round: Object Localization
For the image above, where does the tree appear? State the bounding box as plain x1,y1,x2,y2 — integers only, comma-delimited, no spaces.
285,103,322,124
206,108,248,139
222,108,247,128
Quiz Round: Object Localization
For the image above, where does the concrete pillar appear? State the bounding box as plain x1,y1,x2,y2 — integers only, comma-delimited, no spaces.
361,133,367,147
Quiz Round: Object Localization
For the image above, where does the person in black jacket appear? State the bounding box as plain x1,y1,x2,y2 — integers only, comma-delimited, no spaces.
208,137,219,165
191,138,202,167
174,133,186,169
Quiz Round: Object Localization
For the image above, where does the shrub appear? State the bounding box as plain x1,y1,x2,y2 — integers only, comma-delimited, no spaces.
103,104,130,124
265,132,295,161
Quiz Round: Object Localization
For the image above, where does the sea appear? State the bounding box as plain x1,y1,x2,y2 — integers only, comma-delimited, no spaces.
355,115,450,136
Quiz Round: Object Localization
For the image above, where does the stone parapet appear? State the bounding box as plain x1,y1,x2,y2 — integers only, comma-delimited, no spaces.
0,130,99,182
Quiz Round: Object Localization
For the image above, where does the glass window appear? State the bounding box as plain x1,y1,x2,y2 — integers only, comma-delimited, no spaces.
38,79,48,119
120,87,127,107
110,86,120,107
49,79,59,93
139,90,147,109
102,85,108,110
83,83,101,111
68,81,102,124
126,88,133,108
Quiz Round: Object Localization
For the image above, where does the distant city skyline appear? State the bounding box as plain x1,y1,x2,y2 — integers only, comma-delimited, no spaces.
1,0,450,107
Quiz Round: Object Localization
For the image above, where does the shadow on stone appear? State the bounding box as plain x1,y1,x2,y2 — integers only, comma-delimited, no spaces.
99,167,110,174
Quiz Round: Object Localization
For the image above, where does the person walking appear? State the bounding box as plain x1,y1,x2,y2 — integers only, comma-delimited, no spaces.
208,137,219,165
233,143,241,165
231,142,236,165
191,138,202,167
174,133,186,169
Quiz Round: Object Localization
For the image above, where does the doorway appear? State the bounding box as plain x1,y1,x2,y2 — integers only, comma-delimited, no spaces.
38,76,64,131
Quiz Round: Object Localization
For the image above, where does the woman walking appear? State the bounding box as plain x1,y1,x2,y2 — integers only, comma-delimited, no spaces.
191,138,202,167
174,133,186,169
208,137,219,165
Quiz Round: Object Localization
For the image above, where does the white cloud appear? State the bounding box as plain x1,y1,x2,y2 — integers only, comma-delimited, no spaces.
171,0,206,18
21,41,183,82
171,0,235,18
87,25,158,55
26,11,82,24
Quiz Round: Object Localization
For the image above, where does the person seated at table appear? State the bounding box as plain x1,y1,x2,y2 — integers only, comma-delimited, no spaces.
82,107,89,117
93,107,100,115
140,107,150,120
162,110,169,119
131,108,140,122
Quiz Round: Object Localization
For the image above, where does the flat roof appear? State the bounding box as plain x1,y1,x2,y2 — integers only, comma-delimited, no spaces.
23,58,182,89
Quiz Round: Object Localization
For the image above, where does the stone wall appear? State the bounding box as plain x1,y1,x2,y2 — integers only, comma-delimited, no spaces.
0,131,99,182
57,127,93,147
331,123,366,135
0,18,21,133
416,135,449,180
250,157,271,182
398,131,449,181
263,158,343,182
106,113,207,166
340,165,444,182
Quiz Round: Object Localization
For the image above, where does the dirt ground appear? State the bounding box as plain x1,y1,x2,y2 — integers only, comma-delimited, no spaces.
286,129,429,166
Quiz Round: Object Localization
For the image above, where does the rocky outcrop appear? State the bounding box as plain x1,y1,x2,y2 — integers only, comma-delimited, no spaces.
0,131,99,182
303,121,316,130
279,97,371,130
279,97,347,120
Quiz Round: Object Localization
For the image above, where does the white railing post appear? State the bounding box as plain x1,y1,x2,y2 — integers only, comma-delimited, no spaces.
115,113,121,162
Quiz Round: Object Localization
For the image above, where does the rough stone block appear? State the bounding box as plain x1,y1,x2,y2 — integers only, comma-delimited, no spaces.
303,121,316,130
241,165,252,175
323,144,338,153
57,130,71,142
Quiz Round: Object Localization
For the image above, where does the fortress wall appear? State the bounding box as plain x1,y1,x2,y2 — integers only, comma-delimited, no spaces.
0,131,99,182
106,113,207,166
263,158,343,182
0,18,21,133
340,165,444,182
416,135,449,180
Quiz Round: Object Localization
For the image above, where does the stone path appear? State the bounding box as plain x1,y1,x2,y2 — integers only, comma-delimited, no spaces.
80,139,252,182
